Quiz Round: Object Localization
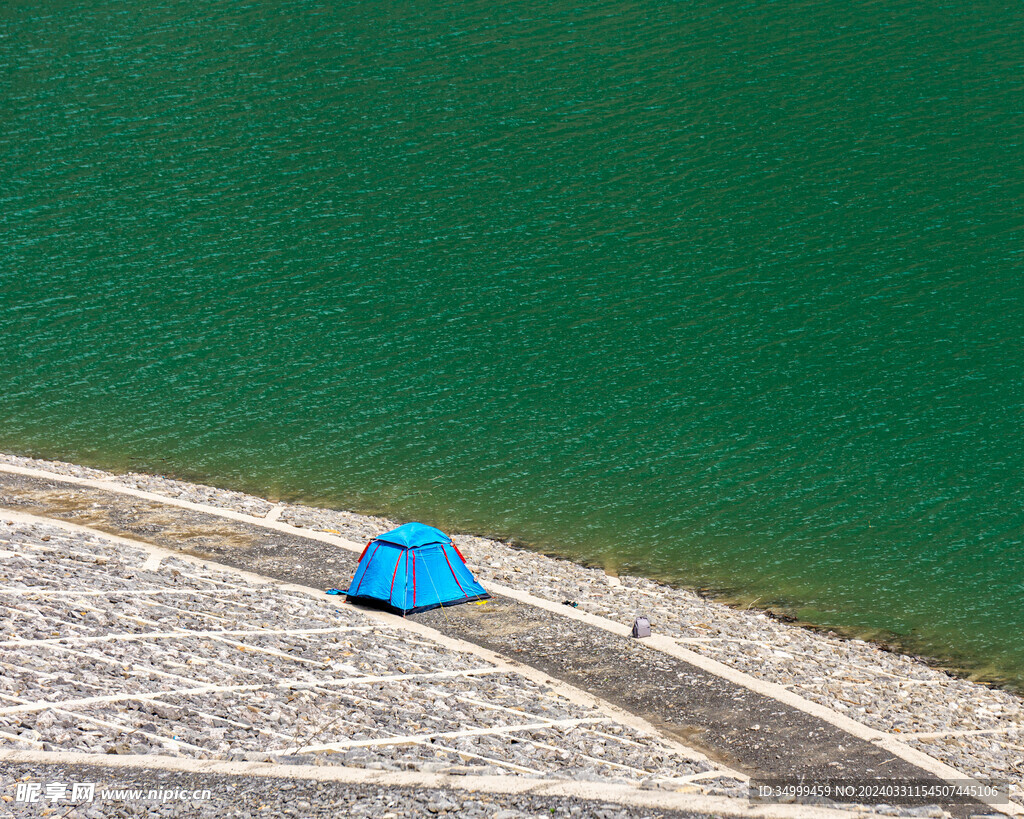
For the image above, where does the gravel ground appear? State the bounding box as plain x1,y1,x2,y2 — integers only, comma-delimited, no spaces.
1,453,1021,810
0,762,707,819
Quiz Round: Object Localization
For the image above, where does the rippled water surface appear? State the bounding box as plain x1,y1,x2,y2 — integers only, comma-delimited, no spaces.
2,1,1022,684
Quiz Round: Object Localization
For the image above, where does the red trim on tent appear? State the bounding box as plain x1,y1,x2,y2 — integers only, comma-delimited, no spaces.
442,546,466,595
352,543,380,597
389,551,402,601
402,551,409,615
357,540,372,562
450,540,467,563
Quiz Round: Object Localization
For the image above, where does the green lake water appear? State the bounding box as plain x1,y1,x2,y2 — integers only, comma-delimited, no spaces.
2,0,1022,685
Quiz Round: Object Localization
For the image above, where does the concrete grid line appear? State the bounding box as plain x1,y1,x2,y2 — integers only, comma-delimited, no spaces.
290,682,546,747
292,680,555,748
517,734,664,778
14,599,216,651
112,601,452,679
0,684,263,718
0,587,250,598
1,625,373,648
133,595,236,627
673,637,953,685
4,666,579,762
181,649,316,681
185,705,298,744
0,602,103,636
169,571,329,607
0,667,508,718
110,581,307,627
277,716,610,754
135,583,326,622
455,694,538,719
665,769,746,784
0,660,67,684
93,610,337,669
2,624,363,671
280,697,405,754
32,642,229,690
0,667,108,701
270,678,550,748
166,571,330,609
901,726,1024,740
424,742,545,775
0,745,922,819
0,677,301,748
0,691,209,755
448,693,668,767
0,728,44,748
145,568,263,592
589,728,662,751
49,599,347,671
4,541,147,569
449,694,673,758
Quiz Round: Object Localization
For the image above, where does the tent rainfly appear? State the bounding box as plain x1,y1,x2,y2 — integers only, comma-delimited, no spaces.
346,522,489,614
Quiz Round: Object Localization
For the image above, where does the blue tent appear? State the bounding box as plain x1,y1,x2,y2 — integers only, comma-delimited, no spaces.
346,522,489,614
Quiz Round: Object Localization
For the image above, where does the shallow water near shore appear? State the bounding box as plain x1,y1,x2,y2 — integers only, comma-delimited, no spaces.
1,0,1022,686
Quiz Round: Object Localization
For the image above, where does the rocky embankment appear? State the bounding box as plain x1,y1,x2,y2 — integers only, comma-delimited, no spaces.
0,452,1021,816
